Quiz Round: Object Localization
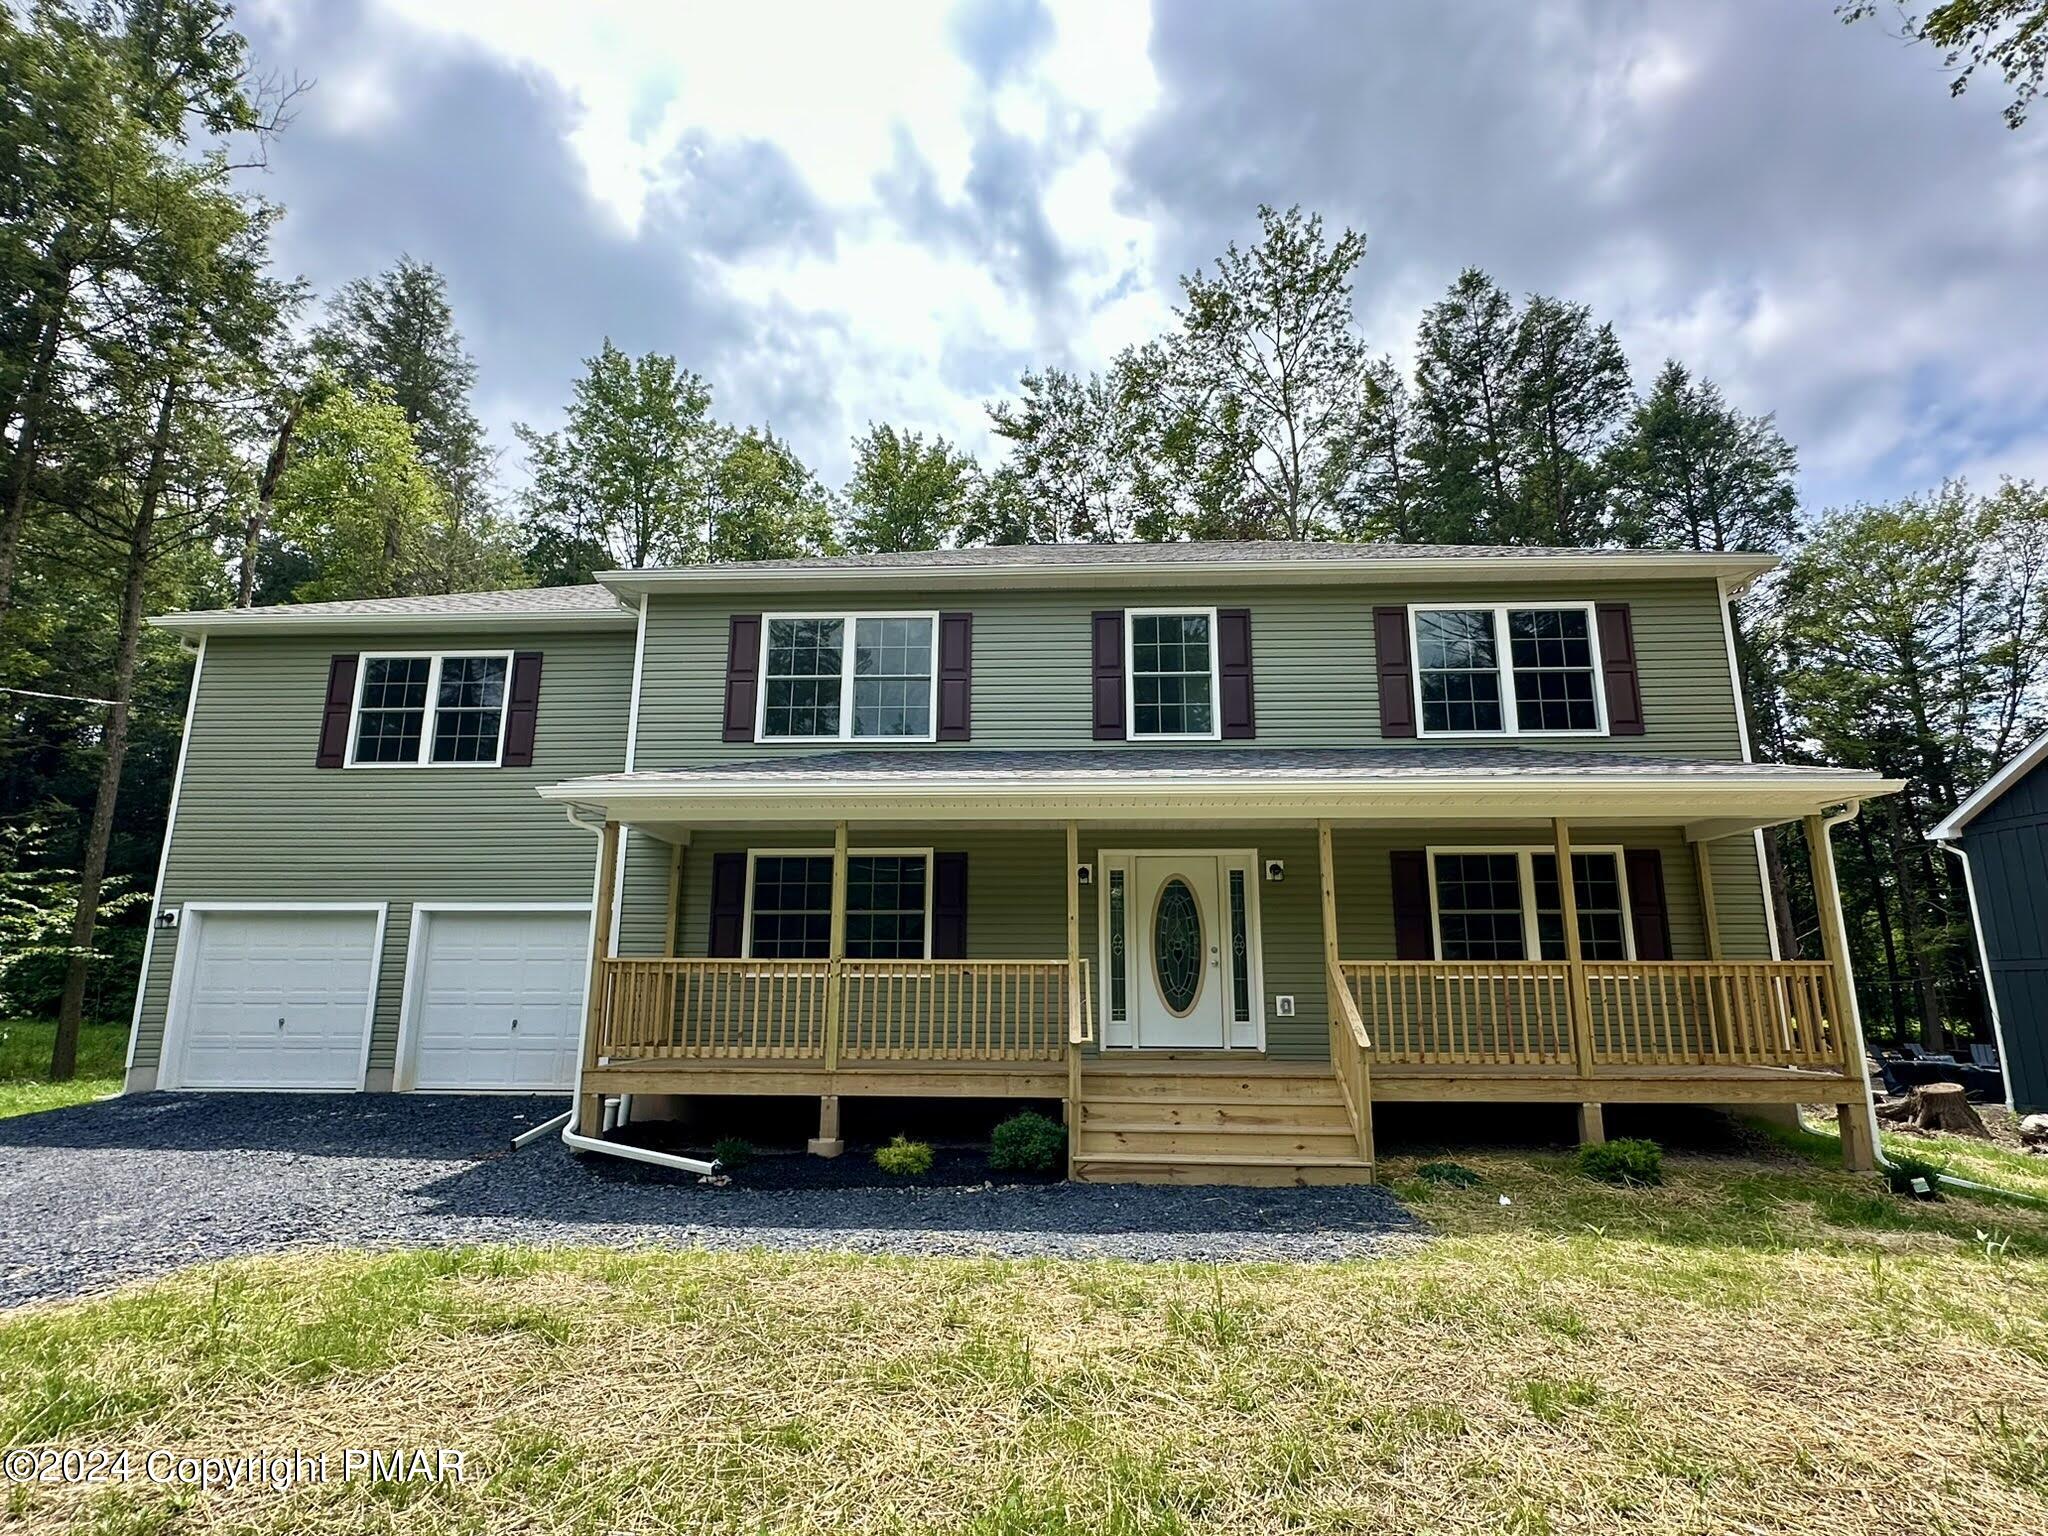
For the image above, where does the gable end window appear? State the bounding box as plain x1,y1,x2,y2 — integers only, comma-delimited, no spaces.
1126,608,1219,740
758,614,937,742
1412,604,1606,736
1428,847,1634,962
349,653,510,766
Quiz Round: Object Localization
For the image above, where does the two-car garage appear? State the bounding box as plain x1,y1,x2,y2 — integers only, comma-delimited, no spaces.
157,903,590,1092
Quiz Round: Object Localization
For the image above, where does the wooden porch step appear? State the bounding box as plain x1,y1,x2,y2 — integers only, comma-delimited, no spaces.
1079,1099,1353,1130
1071,1151,1375,1187
1077,1126,1360,1159
1078,1074,1344,1102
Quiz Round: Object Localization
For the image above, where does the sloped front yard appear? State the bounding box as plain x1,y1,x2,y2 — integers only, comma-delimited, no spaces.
4,1142,2046,1534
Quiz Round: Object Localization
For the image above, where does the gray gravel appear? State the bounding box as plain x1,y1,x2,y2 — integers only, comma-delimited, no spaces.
0,1094,1423,1308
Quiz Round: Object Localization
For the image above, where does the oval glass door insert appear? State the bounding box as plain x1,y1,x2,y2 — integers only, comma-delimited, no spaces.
1153,877,1203,1015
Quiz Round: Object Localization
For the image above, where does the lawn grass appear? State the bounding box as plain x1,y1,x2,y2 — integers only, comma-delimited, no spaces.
0,1019,124,1120
1796,1105,2048,1204
5,1142,2048,1533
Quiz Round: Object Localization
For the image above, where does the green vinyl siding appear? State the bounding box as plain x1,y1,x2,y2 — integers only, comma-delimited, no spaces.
132,625,633,1074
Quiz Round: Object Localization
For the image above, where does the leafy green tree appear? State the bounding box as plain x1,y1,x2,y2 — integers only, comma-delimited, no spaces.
1513,295,1630,546
705,427,837,562
984,366,1131,542
841,423,978,553
269,383,448,601
516,340,717,578
1608,362,1800,554
1343,356,1424,541
1164,204,1369,540
1840,1,2048,127
312,256,490,520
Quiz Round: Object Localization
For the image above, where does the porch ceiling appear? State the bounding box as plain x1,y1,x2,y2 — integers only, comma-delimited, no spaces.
539,747,1902,839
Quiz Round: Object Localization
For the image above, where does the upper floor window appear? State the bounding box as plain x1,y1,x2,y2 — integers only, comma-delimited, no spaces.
1430,847,1633,961
350,653,508,766
1127,608,1218,739
1412,604,1604,736
759,614,935,741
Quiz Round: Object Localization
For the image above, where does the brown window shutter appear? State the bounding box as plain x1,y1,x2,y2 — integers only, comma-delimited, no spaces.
936,612,972,741
708,852,748,956
315,654,359,768
1596,603,1646,736
1373,606,1416,739
1091,610,1125,741
501,651,543,766
1624,848,1672,960
1217,608,1255,739
931,851,968,957
723,615,762,743
1391,849,1434,959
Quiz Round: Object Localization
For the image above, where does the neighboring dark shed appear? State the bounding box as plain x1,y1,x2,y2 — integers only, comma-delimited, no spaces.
1930,730,2048,1112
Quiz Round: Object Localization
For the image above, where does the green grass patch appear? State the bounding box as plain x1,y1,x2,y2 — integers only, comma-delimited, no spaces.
0,1019,123,1119
5,1153,2048,1533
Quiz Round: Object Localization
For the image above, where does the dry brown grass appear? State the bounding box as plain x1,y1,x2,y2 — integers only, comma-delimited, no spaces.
5,1148,2048,1534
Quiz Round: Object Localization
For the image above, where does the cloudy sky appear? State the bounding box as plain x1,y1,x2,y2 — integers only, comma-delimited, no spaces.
235,0,2048,512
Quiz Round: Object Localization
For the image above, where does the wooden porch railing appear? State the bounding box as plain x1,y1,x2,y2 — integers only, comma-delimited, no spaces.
1326,956,1375,1161
1342,958,1847,1072
593,955,1090,1066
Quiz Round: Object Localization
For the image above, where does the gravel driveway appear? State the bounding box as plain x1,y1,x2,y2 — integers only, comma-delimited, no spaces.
0,1094,1422,1308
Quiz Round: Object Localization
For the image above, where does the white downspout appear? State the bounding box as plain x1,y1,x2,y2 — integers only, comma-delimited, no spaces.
541,803,719,1177
1820,802,2042,1204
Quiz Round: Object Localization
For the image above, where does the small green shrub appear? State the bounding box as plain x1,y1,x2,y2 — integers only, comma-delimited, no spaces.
874,1136,934,1178
1883,1152,1947,1200
1416,1160,1482,1188
711,1137,756,1172
990,1111,1066,1172
1576,1138,1663,1186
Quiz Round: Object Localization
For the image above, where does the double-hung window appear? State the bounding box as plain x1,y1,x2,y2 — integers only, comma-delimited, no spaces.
744,850,931,959
759,614,936,741
350,653,510,766
1429,847,1634,961
1126,608,1219,739
1412,605,1604,736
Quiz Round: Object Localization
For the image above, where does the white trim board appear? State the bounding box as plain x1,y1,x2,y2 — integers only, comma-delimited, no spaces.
1928,727,2048,841
127,635,205,1078
1716,575,1784,961
155,901,389,1092
392,901,595,1093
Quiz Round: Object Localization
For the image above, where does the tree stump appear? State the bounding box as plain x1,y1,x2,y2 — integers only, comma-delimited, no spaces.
1908,1081,1991,1140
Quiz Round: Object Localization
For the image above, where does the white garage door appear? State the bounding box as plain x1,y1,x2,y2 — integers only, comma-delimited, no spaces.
174,909,379,1089
408,909,589,1090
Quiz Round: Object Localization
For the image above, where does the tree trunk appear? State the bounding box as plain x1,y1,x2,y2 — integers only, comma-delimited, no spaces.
51,380,176,1080
1853,812,1906,1039
1763,830,1801,960
1889,827,1947,1055
0,292,67,626
239,396,303,607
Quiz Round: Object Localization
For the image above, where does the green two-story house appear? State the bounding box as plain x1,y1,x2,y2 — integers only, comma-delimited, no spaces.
128,542,1899,1183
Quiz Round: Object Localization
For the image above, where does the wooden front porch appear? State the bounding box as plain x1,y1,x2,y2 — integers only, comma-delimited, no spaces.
573,813,1876,1180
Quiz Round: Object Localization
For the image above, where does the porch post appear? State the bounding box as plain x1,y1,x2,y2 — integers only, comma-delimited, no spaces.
1805,812,1877,1171
664,839,684,958
822,822,850,1075
578,819,622,1137
1318,819,1375,1166
1553,817,1603,1145
1065,821,1082,1171
1692,840,1723,961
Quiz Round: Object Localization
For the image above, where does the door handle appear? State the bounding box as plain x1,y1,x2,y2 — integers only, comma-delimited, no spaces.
277,1017,285,1028
511,1018,519,1030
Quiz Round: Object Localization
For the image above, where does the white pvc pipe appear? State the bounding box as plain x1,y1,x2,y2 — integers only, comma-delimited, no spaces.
561,1104,718,1176
511,1109,571,1149
1820,802,2045,1206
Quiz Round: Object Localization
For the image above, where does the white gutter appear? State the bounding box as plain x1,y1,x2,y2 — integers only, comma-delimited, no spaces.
1823,802,2042,1204
1933,839,2019,1112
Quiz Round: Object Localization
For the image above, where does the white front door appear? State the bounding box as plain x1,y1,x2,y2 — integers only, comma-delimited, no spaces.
1132,854,1228,1048
407,909,589,1090
171,909,379,1089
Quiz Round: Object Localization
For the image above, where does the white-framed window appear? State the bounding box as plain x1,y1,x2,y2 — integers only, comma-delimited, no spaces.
1427,846,1634,962
742,848,934,959
757,613,938,742
1410,604,1606,736
1126,607,1220,740
348,653,511,767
